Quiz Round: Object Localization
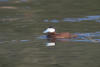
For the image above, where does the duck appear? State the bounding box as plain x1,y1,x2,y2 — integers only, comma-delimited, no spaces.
43,26,78,39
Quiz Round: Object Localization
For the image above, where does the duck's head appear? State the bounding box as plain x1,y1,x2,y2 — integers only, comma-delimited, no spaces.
43,26,55,33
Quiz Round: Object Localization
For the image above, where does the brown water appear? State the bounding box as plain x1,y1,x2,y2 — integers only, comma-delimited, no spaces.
0,0,100,67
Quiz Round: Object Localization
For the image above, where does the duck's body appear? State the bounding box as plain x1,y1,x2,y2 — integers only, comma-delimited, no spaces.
47,32,77,39
43,26,77,39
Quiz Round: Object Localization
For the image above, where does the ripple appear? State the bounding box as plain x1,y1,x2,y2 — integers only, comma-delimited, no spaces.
57,39,100,43
37,35,47,39
0,40,31,44
44,15,100,23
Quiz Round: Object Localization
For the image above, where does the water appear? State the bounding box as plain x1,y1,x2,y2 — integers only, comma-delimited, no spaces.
0,0,100,67
0,0,8,2
44,15,100,23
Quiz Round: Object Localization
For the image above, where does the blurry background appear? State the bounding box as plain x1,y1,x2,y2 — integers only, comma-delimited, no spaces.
0,0,100,67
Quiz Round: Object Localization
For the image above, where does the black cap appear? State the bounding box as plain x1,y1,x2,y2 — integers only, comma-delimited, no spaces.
48,26,54,28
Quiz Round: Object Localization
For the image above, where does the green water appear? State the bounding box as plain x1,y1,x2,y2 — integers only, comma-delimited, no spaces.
0,0,100,67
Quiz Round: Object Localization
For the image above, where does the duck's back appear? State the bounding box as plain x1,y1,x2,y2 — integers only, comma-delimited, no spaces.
56,32,72,38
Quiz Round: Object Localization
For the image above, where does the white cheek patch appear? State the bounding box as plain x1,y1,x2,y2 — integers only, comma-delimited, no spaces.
43,28,55,33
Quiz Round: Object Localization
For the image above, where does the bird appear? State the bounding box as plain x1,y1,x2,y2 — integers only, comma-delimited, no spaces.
43,26,78,39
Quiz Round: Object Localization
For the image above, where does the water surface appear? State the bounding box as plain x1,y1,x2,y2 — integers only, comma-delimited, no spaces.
0,0,100,67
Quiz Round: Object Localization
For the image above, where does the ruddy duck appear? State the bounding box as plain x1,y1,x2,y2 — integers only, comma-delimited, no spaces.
43,26,78,39
43,26,99,46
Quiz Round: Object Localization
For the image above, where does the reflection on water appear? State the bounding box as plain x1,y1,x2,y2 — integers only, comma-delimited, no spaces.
46,42,56,46
39,32,100,46
44,15,100,23
0,40,31,44
47,38,100,47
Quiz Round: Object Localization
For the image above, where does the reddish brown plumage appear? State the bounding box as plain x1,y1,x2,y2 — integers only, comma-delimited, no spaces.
47,32,77,39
